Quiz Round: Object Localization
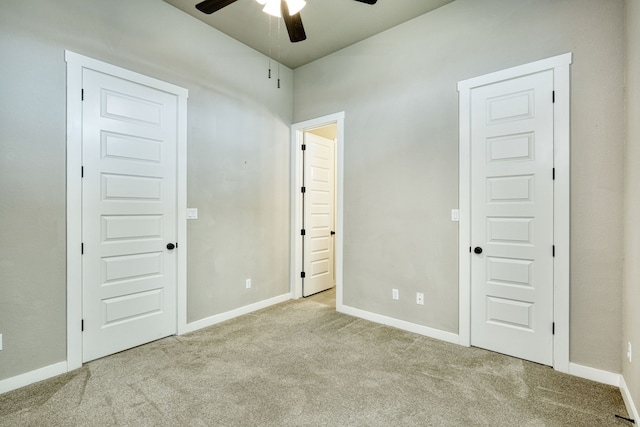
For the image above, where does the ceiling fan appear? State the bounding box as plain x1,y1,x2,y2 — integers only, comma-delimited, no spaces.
195,0,378,43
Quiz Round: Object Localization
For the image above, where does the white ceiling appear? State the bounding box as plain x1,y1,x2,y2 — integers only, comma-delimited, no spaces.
163,0,454,69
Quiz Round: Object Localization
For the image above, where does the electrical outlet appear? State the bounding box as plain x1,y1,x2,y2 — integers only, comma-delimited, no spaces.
628,341,633,363
416,292,424,305
392,289,399,300
186,208,198,220
245,279,252,289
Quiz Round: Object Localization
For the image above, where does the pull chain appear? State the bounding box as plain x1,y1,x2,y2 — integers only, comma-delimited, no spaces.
268,16,272,79
277,16,281,89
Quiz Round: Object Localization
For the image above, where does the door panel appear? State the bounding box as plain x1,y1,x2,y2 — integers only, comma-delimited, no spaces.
82,69,177,362
303,133,335,297
470,70,554,365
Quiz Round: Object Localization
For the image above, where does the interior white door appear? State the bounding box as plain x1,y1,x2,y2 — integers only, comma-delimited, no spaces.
470,70,554,365
303,133,336,297
82,69,178,362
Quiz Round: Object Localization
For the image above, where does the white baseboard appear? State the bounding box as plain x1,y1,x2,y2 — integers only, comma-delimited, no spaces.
338,304,460,345
183,293,292,334
4,299,636,425
567,361,639,421
334,307,637,417
568,362,621,386
1,294,292,395
0,361,67,395
620,375,640,423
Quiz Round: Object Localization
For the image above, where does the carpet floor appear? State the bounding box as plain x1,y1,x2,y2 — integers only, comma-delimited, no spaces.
0,289,631,426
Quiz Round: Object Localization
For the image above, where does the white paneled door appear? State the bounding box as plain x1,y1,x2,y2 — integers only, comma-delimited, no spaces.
470,70,554,365
303,133,336,297
82,69,178,362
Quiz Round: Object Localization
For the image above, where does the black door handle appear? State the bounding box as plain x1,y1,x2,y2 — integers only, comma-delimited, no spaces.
474,247,483,254
331,231,336,236
167,243,176,250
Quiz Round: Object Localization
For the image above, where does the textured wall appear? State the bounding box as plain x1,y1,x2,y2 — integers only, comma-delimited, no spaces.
0,0,292,381
293,0,625,372
0,0,629,387
623,0,640,414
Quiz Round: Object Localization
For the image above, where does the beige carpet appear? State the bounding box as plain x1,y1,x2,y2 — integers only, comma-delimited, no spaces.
0,289,631,426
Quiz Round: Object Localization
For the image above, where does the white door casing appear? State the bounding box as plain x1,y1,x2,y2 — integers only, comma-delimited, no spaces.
458,53,572,372
470,70,554,365
291,113,344,306
81,69,178,362
66,51,188,370
302,133,336,297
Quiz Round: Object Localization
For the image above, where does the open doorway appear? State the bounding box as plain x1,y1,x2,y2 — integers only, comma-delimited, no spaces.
291,112,344,309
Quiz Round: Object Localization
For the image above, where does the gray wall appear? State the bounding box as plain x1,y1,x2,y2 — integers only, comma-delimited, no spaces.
293,0,625,372
0,0,631,388
623,0,640,412
0,0,292,380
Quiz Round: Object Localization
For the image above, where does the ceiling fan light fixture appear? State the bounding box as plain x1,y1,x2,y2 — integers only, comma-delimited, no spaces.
195,0,377,46
285,0,306,15
262,0,281,17
259,0,306,17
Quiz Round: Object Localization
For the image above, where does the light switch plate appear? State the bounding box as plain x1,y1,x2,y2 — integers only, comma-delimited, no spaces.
451,209,459,222
186,208,198,220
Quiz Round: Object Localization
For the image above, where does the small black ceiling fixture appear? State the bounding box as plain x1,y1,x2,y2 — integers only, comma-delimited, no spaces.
195,0,378,43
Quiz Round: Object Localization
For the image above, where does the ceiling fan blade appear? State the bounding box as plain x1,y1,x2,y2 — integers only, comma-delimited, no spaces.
195,0,239,14
353,0,377,4
281,0,307,43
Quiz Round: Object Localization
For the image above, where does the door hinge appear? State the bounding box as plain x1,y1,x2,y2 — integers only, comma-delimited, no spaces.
81,166,84,178
301,186,306,193
301,229,306,236
552,91,555,103
81,319,84,332
81,243,84,255
552,168,555,180
81,89,84,101
552,322,555,335
301,271,306,278
301,144,306,151
552,245,555,257
469,246,472,253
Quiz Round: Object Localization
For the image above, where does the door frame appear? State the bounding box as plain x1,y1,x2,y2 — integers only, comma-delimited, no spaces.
457,53,572,373
290,112,344,306
65,51,189,371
